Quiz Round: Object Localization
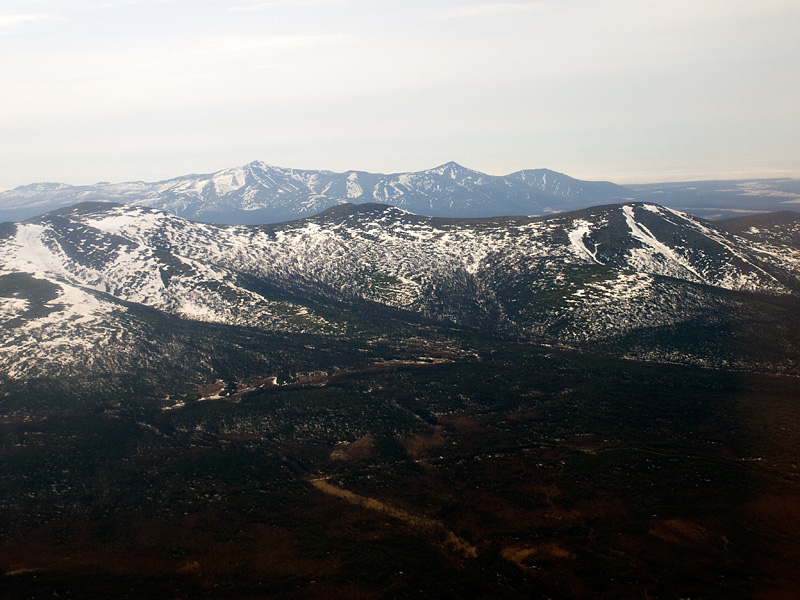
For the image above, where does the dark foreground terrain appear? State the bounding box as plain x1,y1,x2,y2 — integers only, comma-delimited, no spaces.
2,341,799,599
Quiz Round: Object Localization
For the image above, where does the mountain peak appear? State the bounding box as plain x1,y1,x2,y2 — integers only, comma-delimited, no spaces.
0,162,632,224
427,161,471,177
246,160,274,171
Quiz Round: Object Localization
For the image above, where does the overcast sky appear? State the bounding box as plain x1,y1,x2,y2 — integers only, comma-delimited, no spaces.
1,0,798,190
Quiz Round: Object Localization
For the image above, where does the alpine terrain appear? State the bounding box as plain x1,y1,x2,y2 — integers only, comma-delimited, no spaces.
2,200,800,600
2,201,799,393
4,161,799,225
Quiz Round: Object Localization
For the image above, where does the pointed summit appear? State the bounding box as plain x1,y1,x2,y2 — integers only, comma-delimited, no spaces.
427,161,472,178
247,160,271,170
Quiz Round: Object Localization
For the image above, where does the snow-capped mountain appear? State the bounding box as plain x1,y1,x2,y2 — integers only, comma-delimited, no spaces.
2,201,799,388
0,162,632,224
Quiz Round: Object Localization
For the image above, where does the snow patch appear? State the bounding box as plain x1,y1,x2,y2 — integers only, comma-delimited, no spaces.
0,297,29,321
622,205,703,282
346,173,363,199
567,221,601,264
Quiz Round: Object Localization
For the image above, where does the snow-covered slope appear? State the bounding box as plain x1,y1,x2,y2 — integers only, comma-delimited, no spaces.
0,162,632,224
2,201,799,381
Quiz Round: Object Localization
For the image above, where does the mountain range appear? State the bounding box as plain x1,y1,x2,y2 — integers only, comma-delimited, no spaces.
0,161,634,224
3,161,799,225
2,200,800,403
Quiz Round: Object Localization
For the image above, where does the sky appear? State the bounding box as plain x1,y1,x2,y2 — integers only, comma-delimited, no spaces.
1,0,799,191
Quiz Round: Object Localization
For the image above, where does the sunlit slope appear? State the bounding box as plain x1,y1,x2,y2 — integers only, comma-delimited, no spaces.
2,202,799,385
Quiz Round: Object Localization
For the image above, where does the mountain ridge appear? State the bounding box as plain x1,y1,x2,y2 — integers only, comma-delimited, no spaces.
5,161,798,223
0,161,633,224
3,200,800,394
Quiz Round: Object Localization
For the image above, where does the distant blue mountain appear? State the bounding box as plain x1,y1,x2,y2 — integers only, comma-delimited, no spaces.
0,161,632,224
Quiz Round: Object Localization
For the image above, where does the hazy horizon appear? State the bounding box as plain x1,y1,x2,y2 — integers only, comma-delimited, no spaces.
2,0,798,191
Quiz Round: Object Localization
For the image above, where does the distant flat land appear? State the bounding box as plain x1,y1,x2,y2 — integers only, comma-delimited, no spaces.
628,178,800,219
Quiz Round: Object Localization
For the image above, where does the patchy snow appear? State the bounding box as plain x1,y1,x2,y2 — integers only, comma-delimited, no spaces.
83,208,165,240
346,173,363,199
0,278,124,380
567,221,601,264
2,200,799,380
623,205,703,282
212,167,248,195
4,223,69,279
0,297,29,321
